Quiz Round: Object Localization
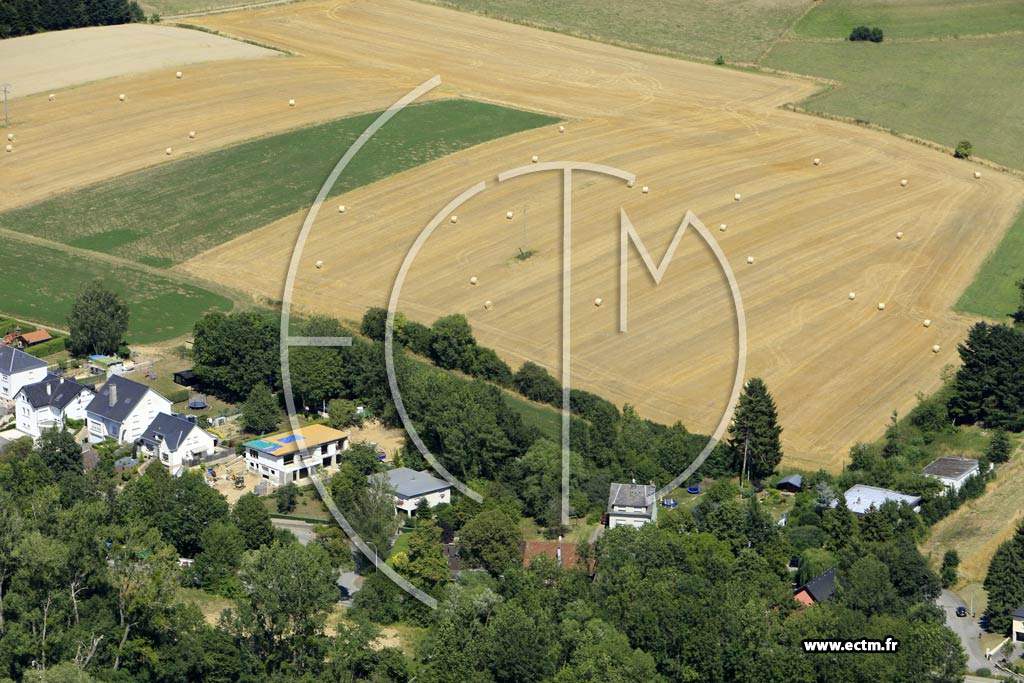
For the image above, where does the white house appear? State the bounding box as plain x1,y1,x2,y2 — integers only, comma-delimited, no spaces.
370,467,452,516
138,413,217,470
1012,605,1024,643
243,424,349,487
14,376,93,438
843,484,921,516
922,456,980,494
607,482,658,529
0,345,48,400
85,375,172,444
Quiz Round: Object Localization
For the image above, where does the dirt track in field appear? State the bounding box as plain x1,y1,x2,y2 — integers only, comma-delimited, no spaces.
4,0,1023,469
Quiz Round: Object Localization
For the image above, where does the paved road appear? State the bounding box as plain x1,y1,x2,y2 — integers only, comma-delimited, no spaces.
938,589,989,672
271,518,318,545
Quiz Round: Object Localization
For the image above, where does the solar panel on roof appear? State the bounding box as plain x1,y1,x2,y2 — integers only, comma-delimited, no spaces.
278,435,304,444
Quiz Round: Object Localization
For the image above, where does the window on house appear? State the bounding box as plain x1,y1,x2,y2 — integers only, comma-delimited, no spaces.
284,454,294,466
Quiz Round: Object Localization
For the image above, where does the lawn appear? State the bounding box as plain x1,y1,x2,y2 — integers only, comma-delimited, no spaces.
506,394,562,442
137,0,269,16
792,0,1024,39
764,35,1024,169
0,100,557,268
956,206,1024,319
421,0,812,63
176,587,235,625
0,237,232,344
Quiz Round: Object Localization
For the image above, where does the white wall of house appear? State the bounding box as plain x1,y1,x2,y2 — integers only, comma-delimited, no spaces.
608,513,654,530
1014,616,1024,643
14,387,91,439
244,437,349,487
396,487,450,515
926,469,979,494
146,426,217,470
87,389,172,444
0,365,48,401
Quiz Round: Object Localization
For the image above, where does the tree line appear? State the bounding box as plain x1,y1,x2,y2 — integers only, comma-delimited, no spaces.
0,0,144,40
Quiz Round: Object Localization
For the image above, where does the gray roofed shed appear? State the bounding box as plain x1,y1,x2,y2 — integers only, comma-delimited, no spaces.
370,467,451,498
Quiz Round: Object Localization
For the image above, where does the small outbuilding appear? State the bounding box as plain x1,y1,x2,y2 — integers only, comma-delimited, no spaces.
775,474,803,493
922,456,980,494
173,369,199,387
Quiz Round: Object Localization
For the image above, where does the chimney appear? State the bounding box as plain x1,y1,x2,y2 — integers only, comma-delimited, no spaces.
556,536,563,566
108,383,117,408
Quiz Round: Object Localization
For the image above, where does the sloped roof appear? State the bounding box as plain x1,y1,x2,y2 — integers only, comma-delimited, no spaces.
87,375,163,422
1011,604,1024,619
370,467,451,498
798,567,837,603
776,474,803,489
18,375,92,410
19,330,52,345
0,345,47,375
923,457,979,480
608,482,656,514
139,413,204,452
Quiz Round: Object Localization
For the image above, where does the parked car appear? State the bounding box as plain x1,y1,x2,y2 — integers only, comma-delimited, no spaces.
956,606,968,617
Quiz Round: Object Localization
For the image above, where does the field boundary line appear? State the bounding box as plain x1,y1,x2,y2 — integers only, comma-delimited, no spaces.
779,30,1024,45
164,0,305,19
756,0,821,64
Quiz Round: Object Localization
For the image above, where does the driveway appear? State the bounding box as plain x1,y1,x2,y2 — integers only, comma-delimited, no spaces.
938,589,989,672
272,518,318,545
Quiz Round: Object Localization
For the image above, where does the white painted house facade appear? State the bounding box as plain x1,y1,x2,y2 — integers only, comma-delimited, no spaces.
86,375,172,444
0,345,48,401
370,467,452,516
138,413,217,471
922,456,981,494
244,424,349,487
607,482,658,529
14,376,93,439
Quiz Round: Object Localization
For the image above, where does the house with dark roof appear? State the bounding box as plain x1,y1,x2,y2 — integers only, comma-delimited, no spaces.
795,567,837,607
776,474,803,493
369,466,452,515
1013,604,1024,643
86,375,172,444
0,345,48,400
607,482,658,529
923,456,981,494
138,413,218,470
14,375,93,439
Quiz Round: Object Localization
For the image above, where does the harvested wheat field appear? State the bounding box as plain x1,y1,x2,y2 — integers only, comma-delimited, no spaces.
4,0,1022,469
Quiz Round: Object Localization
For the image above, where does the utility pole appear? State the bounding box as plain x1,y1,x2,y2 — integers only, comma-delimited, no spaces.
1,84,10,128
740,430,750,497
521,203,528,255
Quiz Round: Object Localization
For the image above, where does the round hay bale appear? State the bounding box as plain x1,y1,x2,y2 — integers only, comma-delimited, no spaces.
188,131,196,139
315,260,324,270
531,155,539,163
484,300,493,310
974,171,982,179
175,71,183,79
813,158,821,166
594,297,603,307
734,193,742,201
48,93,55,101
450,215,458,224
848,292,856,300
506,210,514,220
4,144,11,153
338,205,346,213
6,133,12,142
626,179,635,188
119,94,126,102
720,223,727,232
641,185,649,194
746,256,754,264
900,178,909,187
923,319,932,328
288,99,296,107
165,147,172,155
558,125,565,133
932,344,941,353
469,276,478,285
877,302,886,311
896,231,904,240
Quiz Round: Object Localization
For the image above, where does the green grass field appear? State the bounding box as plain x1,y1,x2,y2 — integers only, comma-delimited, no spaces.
764,35,1024,169
136,0,263,16
957,206,1024,319
0,238,231,343
0,100,557,268
506,394,562,441
792,0,1024,39
422,0,811,63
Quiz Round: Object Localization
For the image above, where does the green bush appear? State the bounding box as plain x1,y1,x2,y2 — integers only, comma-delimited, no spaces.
714,55,725,66
870,27,884,43
850,26,883,42
24,337,66,358
954,140,973,159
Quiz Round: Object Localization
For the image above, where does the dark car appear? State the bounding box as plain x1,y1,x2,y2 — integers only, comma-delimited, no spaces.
955,606,968,617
